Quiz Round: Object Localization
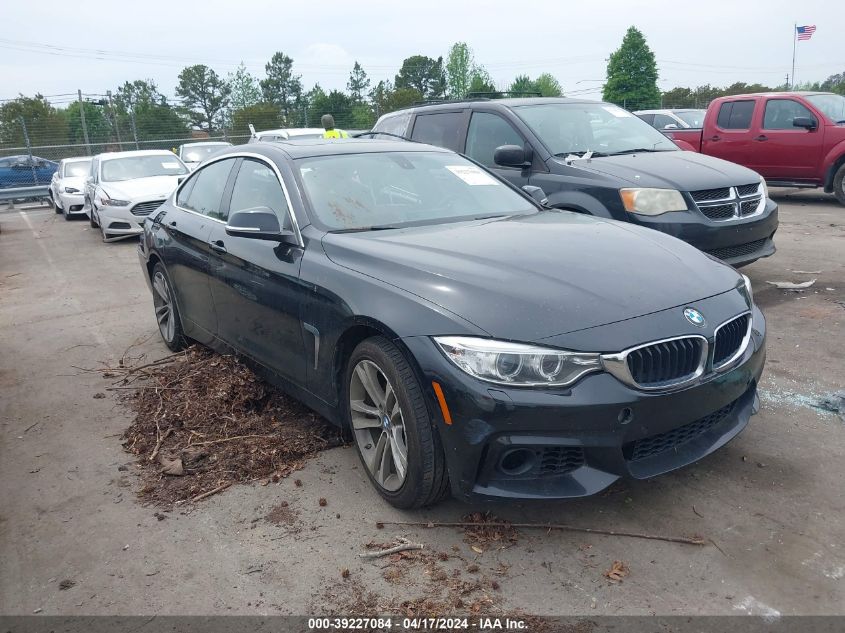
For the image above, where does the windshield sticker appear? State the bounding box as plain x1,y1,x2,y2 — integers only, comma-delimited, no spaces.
161,162,182,169
602,106,633,118
445,165,500,186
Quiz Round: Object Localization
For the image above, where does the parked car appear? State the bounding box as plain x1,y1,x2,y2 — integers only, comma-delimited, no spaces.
0,155,58,189
635,109,707,130
138,139,766,508
85,150,189,242
371,98,778,267
49,157,91,219
247,125,325,143
662,92,845,205
177,141,232,170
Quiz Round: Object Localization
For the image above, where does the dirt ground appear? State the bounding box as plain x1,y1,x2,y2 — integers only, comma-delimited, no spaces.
0,190,843,617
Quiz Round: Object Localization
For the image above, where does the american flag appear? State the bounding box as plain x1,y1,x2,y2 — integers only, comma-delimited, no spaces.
796,25,816,41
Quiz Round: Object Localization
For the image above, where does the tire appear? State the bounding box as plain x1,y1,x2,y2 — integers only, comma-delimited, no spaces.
100,219,110,242
344,336,450,509
834,163,845,206
150,263,188,352
52,194,62,214
88,201,99,228
64,207,73,221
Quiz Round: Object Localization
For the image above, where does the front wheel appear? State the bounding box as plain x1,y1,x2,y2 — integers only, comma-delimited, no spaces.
833,163,845,206
345,336,449,509
52,194,62,214
88,201,99,228
151,263,187,352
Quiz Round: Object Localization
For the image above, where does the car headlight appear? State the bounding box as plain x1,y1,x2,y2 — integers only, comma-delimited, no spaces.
619,188,687,215
100,196,130,207
64,186,80,194
759,177,769,200
741,274,754,302
433,336,602,387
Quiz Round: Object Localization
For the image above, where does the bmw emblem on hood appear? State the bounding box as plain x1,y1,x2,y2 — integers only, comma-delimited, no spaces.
683,308,705,327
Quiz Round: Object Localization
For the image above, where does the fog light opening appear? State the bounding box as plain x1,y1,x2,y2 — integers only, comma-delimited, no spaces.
498,448,536,476
618,407,634,425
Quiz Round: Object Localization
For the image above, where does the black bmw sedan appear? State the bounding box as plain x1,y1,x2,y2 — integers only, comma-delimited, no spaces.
138,139,766,508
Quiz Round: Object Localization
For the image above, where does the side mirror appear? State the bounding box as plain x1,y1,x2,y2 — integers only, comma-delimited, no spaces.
793,117,817,130
521,185,548,206
225,206,295,242
494,144,533,168
664,123,679,130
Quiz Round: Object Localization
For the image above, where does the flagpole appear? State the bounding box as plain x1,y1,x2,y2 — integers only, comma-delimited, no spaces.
791,22,796,89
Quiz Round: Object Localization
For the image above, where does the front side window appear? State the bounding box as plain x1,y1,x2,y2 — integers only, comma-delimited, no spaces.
410,112,465,151
297,151,535,232
653,114,678,129
805,94,845,123
101,155,188,182
716,100,755,130
763,99,816,129
229,159,291,229
674,110,706,128
514,103,677,156
465,112,524,167
180,158,236,220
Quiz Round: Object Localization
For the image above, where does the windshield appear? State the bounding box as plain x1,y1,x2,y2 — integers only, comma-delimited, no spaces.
674,110,706,128
806,94,845,123
181,144,228,162
514,103,678,156
297,151,536,231
101,155,188,182
64,159,91,177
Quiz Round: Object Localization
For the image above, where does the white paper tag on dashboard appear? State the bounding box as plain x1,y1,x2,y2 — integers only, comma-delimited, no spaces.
161,162,182,169
446,165,500,186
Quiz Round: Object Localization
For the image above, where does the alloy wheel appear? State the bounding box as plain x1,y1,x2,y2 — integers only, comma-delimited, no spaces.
152,271,176,343
349,359,408,491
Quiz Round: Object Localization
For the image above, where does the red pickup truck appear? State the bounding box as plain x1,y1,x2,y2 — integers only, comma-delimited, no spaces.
665,92,845,205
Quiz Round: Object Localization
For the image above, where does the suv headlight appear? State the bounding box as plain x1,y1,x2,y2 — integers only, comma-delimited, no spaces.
433,336,602,387
759,177,769,200
620,188,687,215
100,196,130,207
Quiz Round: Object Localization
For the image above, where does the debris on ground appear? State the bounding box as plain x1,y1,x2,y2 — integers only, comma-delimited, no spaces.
814,391,845,421
105,346,344,505
765,279,816,291
58,579,76,590
461,512,519,551
92,392,106,399
265,502,300,529
603,560,629,583
360,537,424,559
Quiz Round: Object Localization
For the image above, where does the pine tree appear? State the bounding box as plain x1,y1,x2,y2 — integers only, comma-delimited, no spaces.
603,26,660,110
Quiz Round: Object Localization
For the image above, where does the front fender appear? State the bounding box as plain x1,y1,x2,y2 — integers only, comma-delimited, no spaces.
544,189,614,218
822,139,845,189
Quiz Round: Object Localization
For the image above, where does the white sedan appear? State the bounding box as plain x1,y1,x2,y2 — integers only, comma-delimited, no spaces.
177,141,232,170
49,157,92,220
84,150,189,242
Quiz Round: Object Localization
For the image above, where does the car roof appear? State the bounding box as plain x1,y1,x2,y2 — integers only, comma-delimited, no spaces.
399,96,604,114
219,138,452,160
97,149,182,161
61,156,92,163
635,109,704,114
181,141,231,146
256,128,324,136
714,91,838,100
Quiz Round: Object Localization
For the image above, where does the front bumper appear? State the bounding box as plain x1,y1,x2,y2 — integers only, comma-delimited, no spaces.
402,305,766,501
98,205,146,237
58,192,85,214
630,199,778,267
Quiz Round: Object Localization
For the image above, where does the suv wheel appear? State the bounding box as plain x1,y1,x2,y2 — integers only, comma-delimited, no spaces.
88,201,99,228
345,336,449,508
834,163,845,206
151,263,187,351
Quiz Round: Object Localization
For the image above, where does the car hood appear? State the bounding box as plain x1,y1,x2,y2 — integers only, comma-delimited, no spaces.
101,175,182,200
321,211,741,342
61,176,86,190
557,151,762,190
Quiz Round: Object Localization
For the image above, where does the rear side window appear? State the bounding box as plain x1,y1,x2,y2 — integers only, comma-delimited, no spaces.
763,99,816,129
228,159,291,229
180,158,236,220
372,111,411,138
410,112,465,151
465,112,523,167
716,100,755,130
653,114,678,129
637,113,655,126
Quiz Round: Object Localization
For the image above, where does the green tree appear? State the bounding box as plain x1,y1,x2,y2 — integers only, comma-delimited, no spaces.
133,103,189,140
509,75,538,96
308,90,354,128
260,52,303,122
603,26,660,110
66,101,111,145
347,61,371,104
113,79,166,111
445,42,473,99
228,62,261,110
230,102,283,136
535,73,563,97
350,104,376,129
395,55,446,99
0,95,69,147
467,70,497,97
176,65,231,132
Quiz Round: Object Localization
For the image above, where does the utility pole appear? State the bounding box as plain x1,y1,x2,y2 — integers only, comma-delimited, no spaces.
107,90,123,151
18,116,37,185
78,89,91,155
129,109,140,150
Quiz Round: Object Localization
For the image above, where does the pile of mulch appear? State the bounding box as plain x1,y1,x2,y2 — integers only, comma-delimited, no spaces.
115,346,344,505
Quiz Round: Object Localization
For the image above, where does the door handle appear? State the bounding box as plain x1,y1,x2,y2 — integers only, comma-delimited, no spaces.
709,135,721,141
753,135,768,141
209,240,227,253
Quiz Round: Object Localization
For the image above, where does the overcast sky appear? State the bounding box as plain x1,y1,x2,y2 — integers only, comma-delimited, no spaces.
1,0,843,106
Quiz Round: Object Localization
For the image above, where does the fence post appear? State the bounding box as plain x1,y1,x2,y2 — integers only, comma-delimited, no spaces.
77,90,92,155
129,109,140,150
107,90,123,151
18,117,37,185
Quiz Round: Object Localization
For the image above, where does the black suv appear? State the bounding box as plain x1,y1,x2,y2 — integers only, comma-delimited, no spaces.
371,98,778,267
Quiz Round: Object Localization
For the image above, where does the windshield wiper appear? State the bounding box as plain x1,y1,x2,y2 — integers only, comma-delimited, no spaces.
330,225,402,233
607,148,672,156
554,150,608,158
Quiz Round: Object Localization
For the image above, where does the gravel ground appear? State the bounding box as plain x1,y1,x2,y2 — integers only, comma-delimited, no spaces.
0,190,842,617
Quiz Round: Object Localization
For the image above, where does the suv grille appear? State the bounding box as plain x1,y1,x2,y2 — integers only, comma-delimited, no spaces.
626,337,704,386
714,314,750,368
691,187,730,202
705,238,766,261
700,203,735,220
626,400,736,462
689,184,763,221
736,183,761,196
535,447,585,476
131,200,165,216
